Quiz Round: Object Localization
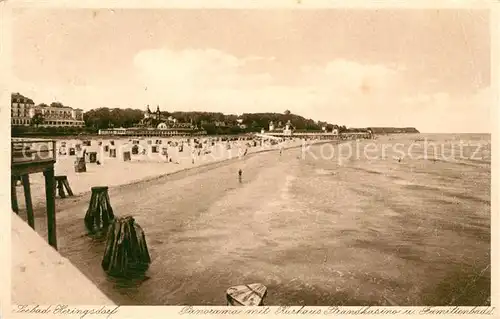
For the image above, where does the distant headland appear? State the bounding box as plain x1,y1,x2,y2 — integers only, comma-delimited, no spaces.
367,127,420,134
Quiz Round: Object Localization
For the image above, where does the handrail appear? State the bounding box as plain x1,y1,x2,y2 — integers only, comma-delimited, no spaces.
11,140,57,163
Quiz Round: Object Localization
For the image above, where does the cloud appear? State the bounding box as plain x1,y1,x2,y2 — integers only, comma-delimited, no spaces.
243,56,276,63
301,60,400,94
133,48,273,91
396,88,491,133
12,46,489,133
132,48,407,119
132,47,491,132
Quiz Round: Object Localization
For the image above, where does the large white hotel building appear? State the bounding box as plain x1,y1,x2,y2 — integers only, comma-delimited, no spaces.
11,93,85,127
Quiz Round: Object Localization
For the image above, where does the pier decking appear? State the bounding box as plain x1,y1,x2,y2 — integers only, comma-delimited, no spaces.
11,139,58,249
12,214,114,305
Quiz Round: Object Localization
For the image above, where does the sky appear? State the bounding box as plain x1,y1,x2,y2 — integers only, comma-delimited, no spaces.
11,8,492,132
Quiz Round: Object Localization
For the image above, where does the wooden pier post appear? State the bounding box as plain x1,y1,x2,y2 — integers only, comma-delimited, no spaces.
43,167,57,249
84,186,115,235
102,216,151,277
21,175,35,229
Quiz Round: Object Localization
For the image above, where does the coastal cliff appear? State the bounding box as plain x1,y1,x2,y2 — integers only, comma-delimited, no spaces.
368,127,420,134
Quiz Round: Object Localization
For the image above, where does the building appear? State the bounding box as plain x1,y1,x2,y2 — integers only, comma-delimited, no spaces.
11,93,35,126
109,104,206,136
269,121,275,131
30,104,85,127
11,93,85,127
98,127,207,137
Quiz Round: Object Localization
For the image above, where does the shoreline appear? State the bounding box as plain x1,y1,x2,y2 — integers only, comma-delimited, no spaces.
16,138,340,215
93,139,337,195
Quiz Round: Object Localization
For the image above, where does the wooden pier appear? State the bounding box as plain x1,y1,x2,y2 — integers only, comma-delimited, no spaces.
11,139,58,249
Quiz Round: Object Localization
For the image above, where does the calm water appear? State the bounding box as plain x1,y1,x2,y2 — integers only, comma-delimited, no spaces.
36,133,490,306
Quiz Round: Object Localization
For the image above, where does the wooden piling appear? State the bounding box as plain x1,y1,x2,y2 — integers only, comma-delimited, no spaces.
43,167,57,249
84,186,115,235
21,175,35,229
102,216,151,277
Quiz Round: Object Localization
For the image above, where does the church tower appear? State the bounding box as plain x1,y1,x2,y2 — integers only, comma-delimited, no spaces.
144,105,151,119
156,105,161,121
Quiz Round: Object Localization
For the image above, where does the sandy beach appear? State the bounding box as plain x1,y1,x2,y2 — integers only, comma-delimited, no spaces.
13,136,316,212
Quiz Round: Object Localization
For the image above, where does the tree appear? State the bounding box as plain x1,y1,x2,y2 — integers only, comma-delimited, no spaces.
201,123,217,135
50,102,64,108
31,113,44,127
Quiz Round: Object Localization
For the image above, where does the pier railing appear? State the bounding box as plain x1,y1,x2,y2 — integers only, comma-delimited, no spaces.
11,139,58,249
11,140,57,164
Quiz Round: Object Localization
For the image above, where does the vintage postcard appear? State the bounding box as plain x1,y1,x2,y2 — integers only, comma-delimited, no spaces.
1,0,497,318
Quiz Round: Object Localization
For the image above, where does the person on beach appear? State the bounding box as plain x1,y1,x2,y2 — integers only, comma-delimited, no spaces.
238,169,243,183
